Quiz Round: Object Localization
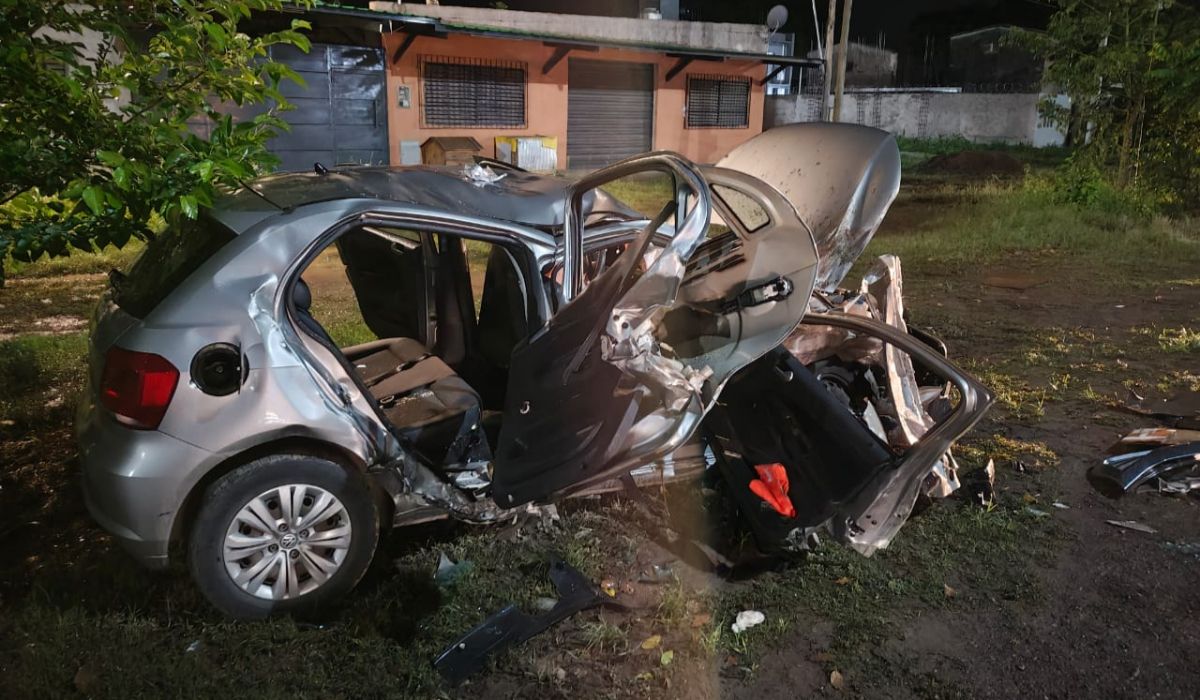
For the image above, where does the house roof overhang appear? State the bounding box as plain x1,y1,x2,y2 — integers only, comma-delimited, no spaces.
278,2,823,72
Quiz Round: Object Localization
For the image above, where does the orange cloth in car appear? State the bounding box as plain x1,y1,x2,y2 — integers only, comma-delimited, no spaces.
749,463,796,518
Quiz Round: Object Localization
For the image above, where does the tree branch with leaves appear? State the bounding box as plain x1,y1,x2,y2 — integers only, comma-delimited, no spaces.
0,0,312,284
1016,0,1200,210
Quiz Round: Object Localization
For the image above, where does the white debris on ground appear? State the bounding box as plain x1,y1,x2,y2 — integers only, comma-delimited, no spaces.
731,610,765,634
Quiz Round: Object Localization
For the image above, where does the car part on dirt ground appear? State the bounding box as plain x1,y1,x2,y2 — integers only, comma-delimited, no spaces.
433,557,626,683
1108,427,1200,453
1106,519,1158,534
1108,391,1200,430
1088,442,1200,497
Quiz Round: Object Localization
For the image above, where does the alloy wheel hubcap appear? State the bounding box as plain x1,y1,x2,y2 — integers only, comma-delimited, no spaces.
222,484,353,601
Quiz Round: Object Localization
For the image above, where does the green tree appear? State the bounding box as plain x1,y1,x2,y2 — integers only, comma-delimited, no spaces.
1019,0,1200,206
0,0,311,284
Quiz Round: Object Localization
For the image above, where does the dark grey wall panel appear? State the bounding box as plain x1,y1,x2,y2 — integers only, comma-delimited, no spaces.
267,43,388,169
332,99,377,126
280,71,331,99
284,98,333,125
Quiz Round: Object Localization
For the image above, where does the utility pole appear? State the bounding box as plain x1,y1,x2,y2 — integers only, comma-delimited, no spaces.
821,0,836,120
832,0,853,122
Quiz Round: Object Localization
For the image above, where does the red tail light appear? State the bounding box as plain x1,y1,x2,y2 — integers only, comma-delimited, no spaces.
99,347,179,430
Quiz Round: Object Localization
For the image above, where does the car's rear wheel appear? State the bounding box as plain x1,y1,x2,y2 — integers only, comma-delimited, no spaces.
188,454,379,619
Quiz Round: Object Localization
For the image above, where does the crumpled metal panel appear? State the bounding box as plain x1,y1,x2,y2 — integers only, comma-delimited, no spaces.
491,157,819,506
863,255,961,498
716,122,901,292
212,166,632,233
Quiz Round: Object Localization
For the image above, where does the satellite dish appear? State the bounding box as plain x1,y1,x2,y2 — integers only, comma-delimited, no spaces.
767,5,789,33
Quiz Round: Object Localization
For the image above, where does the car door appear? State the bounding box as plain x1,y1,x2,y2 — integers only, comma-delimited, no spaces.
489,154,820,507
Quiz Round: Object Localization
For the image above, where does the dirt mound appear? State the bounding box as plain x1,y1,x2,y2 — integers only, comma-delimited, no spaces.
921,150,1024,177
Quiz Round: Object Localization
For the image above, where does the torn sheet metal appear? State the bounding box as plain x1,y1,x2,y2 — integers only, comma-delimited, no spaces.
1109,428,1200,453
862,255,960,497
491,159,820,507
1089,442,1200,496
783,291,879,364
433,558,624,683
800,312,993,554
779,255,964,503
1159,475,1200,494
461,162,507,186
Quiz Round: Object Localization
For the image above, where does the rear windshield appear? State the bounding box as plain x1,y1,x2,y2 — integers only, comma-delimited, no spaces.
114,215,236,318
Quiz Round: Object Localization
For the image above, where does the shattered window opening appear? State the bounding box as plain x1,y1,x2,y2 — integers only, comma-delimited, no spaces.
712,184,770,233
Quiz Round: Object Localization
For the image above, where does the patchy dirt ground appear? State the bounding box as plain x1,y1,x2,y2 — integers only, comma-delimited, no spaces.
727,268,1200,699
1,170,1198,699
921,150,1026,178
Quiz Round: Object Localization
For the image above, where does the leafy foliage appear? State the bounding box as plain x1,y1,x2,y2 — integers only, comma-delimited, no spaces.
0,1,312,283
1016,0,1200,210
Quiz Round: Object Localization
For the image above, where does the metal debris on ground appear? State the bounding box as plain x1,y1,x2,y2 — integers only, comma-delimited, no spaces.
960,458,996,507
638,562,675,584
689,539,736,570
433,558,626,683
731,610,766,634
1106,519,1158,534
1159,475,1200,494
1089,441,1200,496
1052,501,1070,510
1109,427,1200,452
1025,507,1050,518
1109,392,1200,430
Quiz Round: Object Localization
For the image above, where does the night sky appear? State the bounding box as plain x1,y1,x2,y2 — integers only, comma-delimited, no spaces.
441,0,1054,82
443,0,1054,49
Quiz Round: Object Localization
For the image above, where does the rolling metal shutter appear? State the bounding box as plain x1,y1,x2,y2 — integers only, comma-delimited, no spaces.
193,43,389,172
567,59,654,171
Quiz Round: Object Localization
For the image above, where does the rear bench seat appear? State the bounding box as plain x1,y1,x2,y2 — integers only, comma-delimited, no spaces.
344,338,487,464
292,279,487,464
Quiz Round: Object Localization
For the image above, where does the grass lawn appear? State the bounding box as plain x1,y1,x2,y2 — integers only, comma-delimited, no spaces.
2,158,1199,698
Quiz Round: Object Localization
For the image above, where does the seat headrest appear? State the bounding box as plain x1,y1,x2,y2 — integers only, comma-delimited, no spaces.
292,278,312,311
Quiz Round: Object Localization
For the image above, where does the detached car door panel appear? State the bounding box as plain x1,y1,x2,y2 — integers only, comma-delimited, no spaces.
491,157,820,507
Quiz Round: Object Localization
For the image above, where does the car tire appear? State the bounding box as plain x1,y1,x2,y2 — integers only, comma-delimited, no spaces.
188,454,379,620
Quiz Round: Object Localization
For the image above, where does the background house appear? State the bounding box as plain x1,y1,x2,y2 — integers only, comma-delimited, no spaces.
231,1,816,172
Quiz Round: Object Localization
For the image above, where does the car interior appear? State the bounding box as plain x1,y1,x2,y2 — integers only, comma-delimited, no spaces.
292,225,533,469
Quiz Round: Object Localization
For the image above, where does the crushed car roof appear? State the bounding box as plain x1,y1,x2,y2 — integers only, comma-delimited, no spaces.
215,165,620,232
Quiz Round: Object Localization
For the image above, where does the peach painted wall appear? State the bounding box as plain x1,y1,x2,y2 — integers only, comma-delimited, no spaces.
381,32,765,169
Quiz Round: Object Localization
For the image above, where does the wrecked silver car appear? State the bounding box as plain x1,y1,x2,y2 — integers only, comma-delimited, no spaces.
77,123,992,618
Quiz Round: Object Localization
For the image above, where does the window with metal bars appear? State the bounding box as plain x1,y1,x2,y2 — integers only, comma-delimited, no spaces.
421,56,527,128
685,74,751,128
